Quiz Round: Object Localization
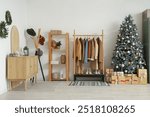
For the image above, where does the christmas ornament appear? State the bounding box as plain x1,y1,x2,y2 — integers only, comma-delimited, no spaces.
127,51,130,53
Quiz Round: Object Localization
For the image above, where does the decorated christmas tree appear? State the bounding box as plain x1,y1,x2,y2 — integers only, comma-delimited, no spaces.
111,15,146,74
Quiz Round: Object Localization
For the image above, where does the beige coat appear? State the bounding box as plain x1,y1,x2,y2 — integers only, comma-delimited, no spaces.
94,38,98,59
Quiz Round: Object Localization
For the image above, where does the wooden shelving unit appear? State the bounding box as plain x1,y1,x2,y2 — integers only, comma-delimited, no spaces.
48,32,69,81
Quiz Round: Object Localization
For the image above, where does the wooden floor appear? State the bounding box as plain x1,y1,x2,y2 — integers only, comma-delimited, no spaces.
0,81,150,100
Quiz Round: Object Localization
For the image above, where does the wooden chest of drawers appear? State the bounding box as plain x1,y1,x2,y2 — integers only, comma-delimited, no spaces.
7,56,38,90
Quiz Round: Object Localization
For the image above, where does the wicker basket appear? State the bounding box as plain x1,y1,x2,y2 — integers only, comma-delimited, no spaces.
52,72,60,79
60,55,66,64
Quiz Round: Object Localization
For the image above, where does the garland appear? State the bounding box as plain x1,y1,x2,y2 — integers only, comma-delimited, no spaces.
5,10,12,25
0,21,8,38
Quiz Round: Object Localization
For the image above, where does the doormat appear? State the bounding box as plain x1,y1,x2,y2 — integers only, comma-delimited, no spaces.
68,81,109,86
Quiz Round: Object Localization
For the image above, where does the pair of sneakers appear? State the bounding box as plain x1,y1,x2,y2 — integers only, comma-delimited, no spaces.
85,69,92,74
94,70,101,74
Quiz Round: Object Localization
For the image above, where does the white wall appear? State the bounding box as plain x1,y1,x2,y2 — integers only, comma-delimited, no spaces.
0,0,150,94
27,0,150,80
0,0,27,94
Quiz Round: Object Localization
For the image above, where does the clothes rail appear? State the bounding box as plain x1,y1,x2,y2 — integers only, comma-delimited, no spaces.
73,29,104,81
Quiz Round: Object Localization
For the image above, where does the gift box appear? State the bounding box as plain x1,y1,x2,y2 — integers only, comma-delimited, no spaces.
118,76,126,84
105,68,114,75
105,68,110,74
138,69,147,78
117,72,124,76
131,76,140,85
139,77,147,85
105,76,111,83
125,74,132,77
109,69,114,74
125,76,132,84
113,72,117,76
105,69,114,83
111,76,118,84
138,69,147,84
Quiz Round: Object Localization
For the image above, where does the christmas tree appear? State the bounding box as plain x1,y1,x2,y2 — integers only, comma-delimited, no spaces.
111,15,146,74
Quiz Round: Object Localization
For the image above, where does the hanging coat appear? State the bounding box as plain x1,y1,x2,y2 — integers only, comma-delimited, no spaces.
75,38,82,61
91,38,95,61
94,38,98,60
88,39,92,60
75,38,78,61
82,39,85,63
100,38,103,62
78,38,82,61
84,39,88,63
97,37,101,62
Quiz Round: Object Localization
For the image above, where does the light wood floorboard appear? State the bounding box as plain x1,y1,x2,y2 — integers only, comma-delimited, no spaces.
0,81,150,100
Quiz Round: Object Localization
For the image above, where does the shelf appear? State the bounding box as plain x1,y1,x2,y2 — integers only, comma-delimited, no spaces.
50,63,66,65
51,34,67,36
48,32,69,81
51,48,65,52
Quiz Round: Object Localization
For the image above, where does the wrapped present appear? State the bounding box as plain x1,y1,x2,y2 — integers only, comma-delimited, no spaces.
138,69,147,85
125,74,136,84
118,76,126,84
138,69,147,78
105,69,114,81
105,68,110,74
125,74,132,77
113,72,117,76
132,76,140,85
139,77,147,85
106,76,111,83
111,76,118,84
117,72,124,76
109,69,114,73
105,68,114,74
125,76,132,84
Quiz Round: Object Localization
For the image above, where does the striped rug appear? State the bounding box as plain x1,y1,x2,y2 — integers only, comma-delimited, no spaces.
69,81,109,86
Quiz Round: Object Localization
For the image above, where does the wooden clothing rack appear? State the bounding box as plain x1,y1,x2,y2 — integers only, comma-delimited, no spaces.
73,30,104,81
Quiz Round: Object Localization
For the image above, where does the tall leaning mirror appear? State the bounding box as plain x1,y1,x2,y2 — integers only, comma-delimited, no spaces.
10,25,19,53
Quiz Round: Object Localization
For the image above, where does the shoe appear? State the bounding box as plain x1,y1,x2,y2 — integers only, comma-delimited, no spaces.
86,69,88,74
